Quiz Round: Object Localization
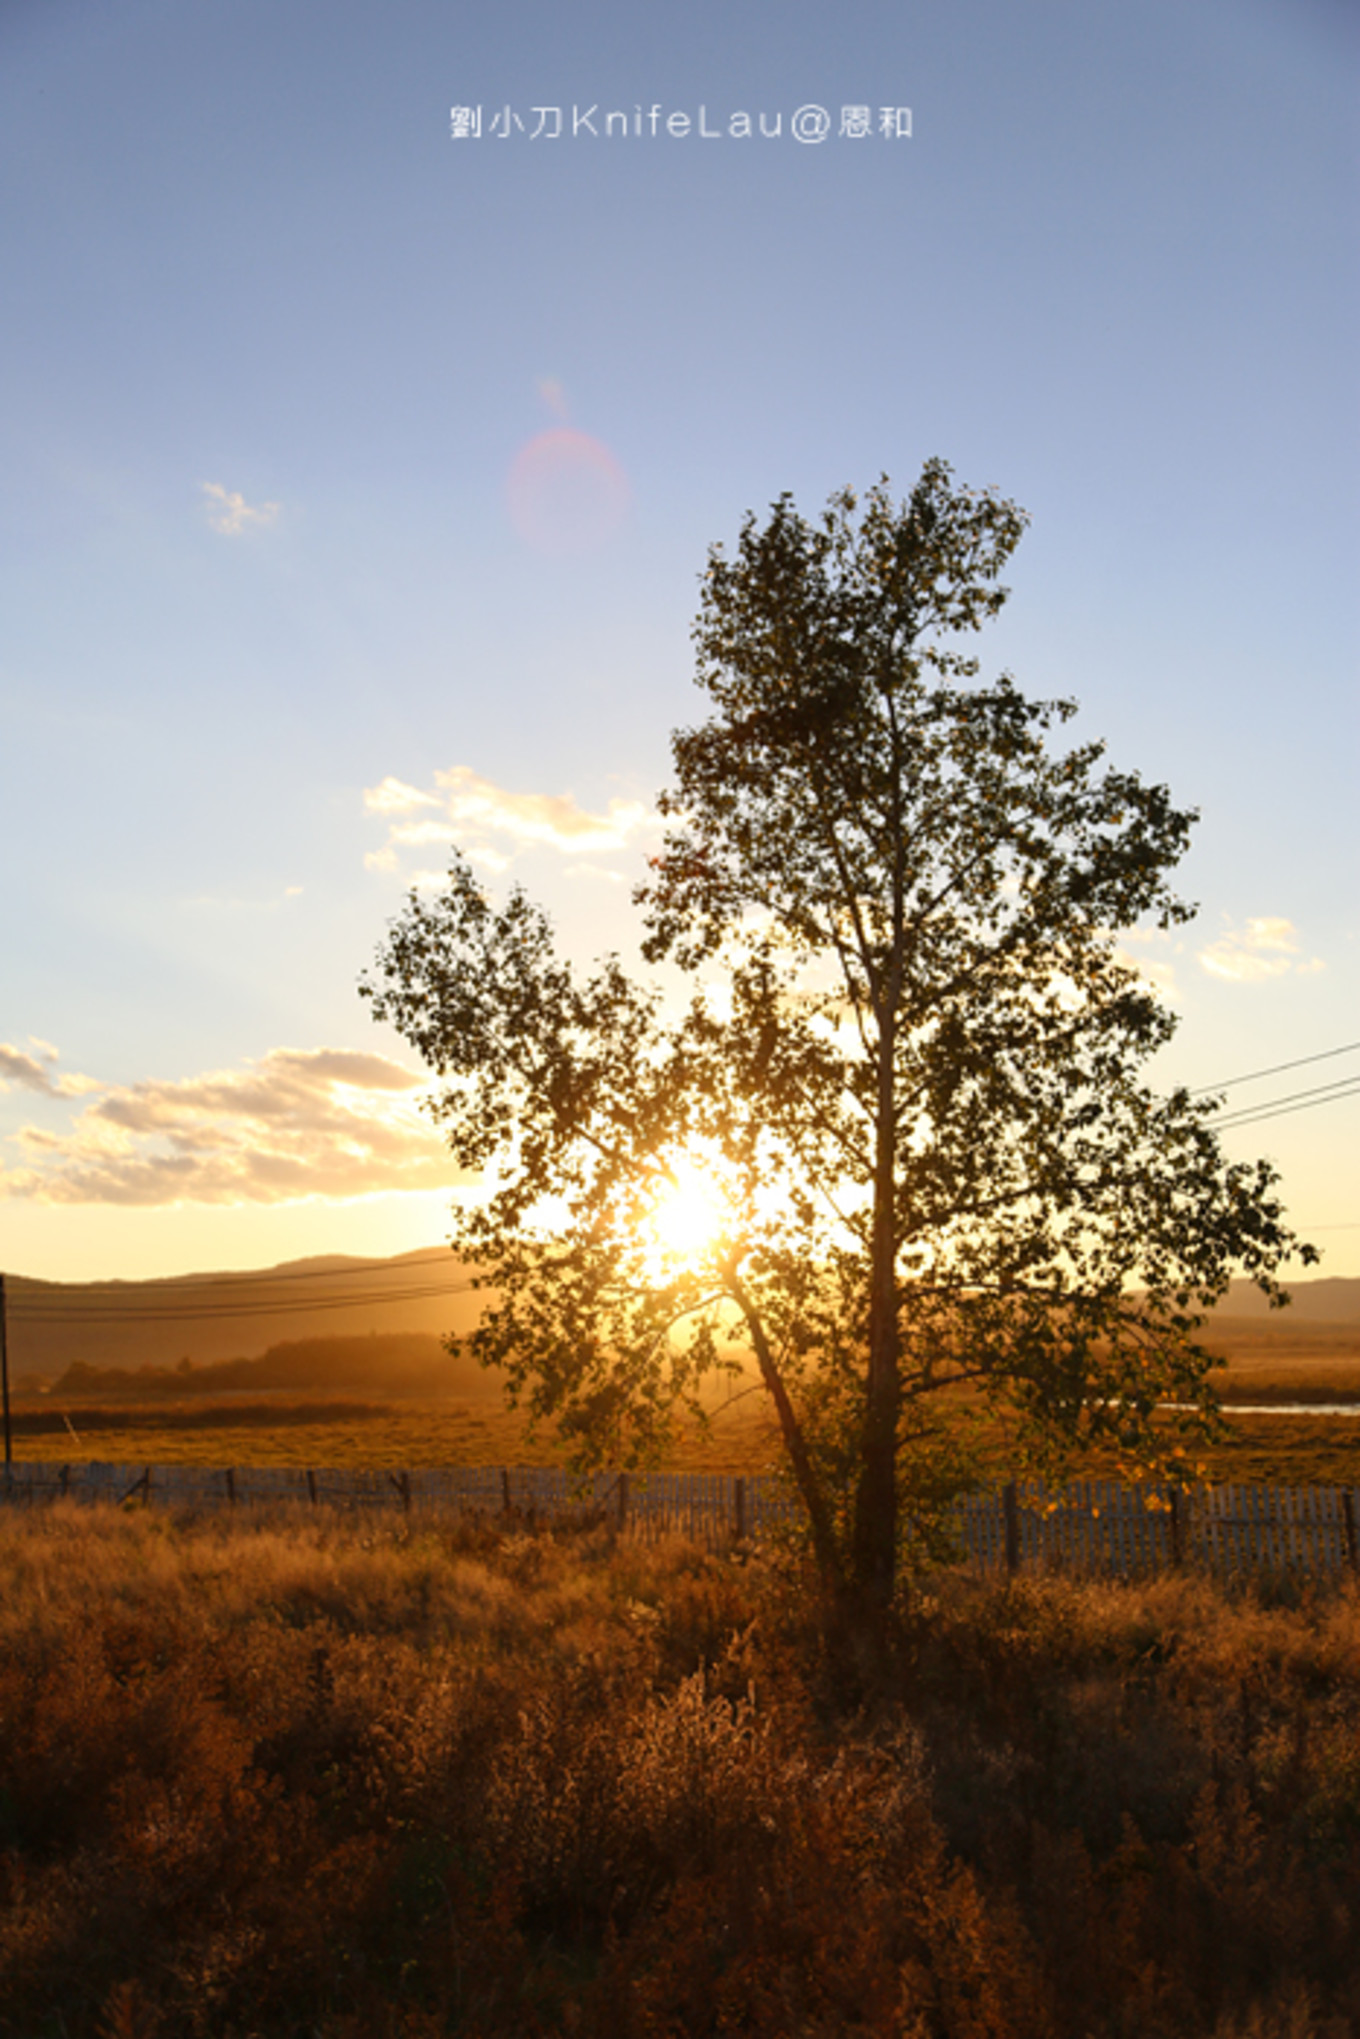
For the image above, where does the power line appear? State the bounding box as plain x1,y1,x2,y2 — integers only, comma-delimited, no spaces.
1191,1039,1360,1097
1212,1081,1360,1134
10,1047,1360,1329
8,1280,477,1322
1212,1073,1360,1128
13,1246,457,1299
7,1276,481,1326
5,1247,467,1318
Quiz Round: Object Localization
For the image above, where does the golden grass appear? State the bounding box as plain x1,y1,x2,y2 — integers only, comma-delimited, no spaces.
8,1393,786,1475
1207,1318,1360,1401
12,1315,1357,1484
1,1505,1358,2036
10,1389,1360,1484
1186,1412,1360,1487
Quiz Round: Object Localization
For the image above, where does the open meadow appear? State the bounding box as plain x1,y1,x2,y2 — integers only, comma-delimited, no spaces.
4,1391,786,1478
8,1313,1360,1488
1,1502,1358,2037
9,1393,1360,1488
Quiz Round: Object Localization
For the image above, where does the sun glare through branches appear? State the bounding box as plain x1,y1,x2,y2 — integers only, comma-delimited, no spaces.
641,1153,734,1273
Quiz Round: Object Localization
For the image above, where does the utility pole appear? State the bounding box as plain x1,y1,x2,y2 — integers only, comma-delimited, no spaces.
0,1272,11,1474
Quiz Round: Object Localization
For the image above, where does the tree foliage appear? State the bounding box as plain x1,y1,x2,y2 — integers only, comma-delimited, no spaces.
362,462,1314,1607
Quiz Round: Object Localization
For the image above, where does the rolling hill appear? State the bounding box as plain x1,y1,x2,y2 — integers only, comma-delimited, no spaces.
6,1246,1355,1392
4,1247,485,1385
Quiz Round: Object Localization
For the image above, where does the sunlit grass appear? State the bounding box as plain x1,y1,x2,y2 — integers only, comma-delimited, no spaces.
1,1503,1358,2035
9,1393,785,1473
10,1396,1360,1483
10,1315,1359,1485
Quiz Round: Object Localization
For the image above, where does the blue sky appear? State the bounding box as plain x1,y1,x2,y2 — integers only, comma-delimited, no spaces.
2,0,1357,1281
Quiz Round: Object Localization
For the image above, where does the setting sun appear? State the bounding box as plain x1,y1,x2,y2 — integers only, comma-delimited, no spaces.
642,1157,733,1271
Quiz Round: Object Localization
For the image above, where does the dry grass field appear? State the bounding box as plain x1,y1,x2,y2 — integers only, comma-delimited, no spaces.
10,1394,1360,1486
5,1392,786,1477
3,1304,1357,2032
1206,1319,1360,1405
1,1502,1358,2036
8,1313,1359,1488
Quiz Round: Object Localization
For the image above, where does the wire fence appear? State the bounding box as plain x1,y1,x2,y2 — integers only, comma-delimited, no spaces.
4,1459,1360,1578
0,1460,802,1549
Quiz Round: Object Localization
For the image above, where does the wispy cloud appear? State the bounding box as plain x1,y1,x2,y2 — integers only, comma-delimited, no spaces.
201,482,280,535
0,1040,99,1099
363,776,440,816
364,764,654,875
1,1047,465,1207
1199,917,1325,983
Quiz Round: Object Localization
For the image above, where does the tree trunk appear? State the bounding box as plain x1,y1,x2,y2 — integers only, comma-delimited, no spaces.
727,1270,847,1597
851,1008,901,1606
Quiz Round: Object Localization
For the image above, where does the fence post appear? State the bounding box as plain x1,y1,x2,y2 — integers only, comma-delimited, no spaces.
734,1476,746,1544
307,1468,318,1506
501,1468,512,1518
1170,1486,1184,1569
1343,1490,1359,1574
1003,1482,1020,1575
389,1470,411,1516
0,1271,12,1477
224,1467,236,1506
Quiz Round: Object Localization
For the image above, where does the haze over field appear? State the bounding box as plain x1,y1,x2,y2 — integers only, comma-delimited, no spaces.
3,1249,483,1381
8,1249,1359,1390
0,0,1355,1283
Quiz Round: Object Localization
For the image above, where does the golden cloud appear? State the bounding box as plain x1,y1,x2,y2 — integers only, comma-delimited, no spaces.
1198,917,1324,984
363,763,655,874
1,1047,465,1207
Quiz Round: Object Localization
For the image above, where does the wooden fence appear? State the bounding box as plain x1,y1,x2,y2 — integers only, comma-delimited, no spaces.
3,1460,1359,1578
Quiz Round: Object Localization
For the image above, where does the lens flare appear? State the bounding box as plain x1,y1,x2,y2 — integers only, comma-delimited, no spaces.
506,427,630,554
536,376,570,420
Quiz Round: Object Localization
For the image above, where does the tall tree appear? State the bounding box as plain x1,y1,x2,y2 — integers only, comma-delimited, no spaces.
363,463,1313,1609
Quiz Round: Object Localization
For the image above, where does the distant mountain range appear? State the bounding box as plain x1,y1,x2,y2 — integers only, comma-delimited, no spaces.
1214,1277,1360,1321
4,1248,1355,1388
4,1248,485,1384
40,1332,502,1405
